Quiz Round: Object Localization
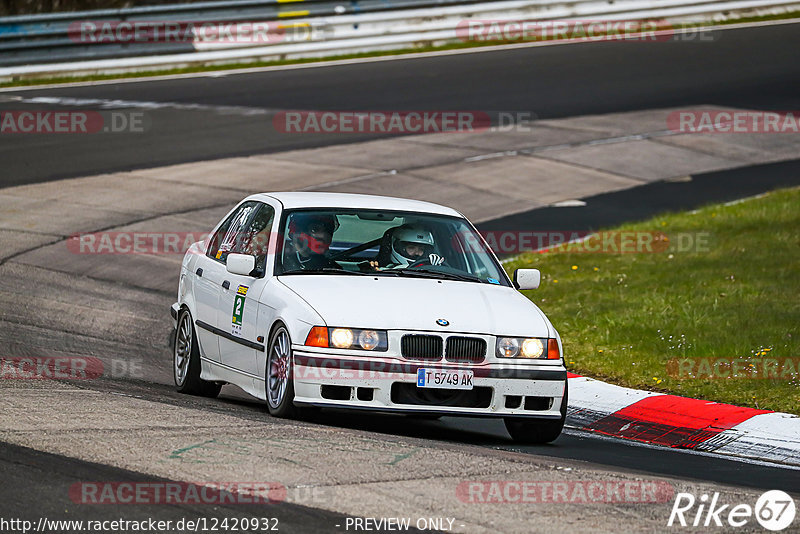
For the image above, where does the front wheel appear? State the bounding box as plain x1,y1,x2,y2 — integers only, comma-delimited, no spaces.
174,309,221,398
504,383,567,444
266,325,298,418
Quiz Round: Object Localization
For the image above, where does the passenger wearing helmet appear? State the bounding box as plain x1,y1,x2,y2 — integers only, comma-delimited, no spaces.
282,213,341,272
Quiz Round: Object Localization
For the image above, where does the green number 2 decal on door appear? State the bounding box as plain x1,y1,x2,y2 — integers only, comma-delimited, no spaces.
232,285,248,335
232,295,245,325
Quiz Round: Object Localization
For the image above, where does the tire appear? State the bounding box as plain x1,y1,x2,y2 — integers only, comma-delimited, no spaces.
174,309,222,398
504,382,568,444
265,324,298,418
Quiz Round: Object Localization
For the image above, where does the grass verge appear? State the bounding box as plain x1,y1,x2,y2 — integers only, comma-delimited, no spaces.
1,13,799,89
505,187,800,414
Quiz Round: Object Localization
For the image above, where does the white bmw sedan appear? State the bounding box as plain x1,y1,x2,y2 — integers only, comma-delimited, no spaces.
171,192,567,443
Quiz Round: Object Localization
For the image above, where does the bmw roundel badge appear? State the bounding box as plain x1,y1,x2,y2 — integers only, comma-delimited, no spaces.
436,319,449,327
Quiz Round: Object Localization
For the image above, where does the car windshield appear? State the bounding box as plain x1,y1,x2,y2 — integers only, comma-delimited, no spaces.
276,208,511,286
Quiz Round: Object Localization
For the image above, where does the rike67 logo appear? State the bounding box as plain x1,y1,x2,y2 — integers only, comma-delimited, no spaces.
668,490,796,531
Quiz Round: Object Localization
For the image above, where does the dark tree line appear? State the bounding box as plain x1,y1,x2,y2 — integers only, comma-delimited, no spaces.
1,0,202,16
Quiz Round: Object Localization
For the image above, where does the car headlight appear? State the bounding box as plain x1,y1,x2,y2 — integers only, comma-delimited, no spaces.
521,338,544,358
305,326,388,352
497,337,559,359
330,328,354,348
358,329,381,350
497,337,520,358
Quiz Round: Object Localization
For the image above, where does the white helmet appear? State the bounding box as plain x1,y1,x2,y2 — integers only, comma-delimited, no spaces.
390,225,434,267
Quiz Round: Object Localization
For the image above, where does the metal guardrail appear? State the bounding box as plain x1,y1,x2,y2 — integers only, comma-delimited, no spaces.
0,0,798,79
0,0,496,66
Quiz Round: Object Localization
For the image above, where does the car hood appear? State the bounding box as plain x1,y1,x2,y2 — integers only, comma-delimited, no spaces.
278,275,551,337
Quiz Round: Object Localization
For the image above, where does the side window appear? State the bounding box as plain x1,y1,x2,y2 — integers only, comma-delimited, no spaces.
206,201,259,263
241,205,275,274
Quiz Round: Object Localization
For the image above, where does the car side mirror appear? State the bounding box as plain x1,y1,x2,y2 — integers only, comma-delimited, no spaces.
226,253,256,277
513,268,540,290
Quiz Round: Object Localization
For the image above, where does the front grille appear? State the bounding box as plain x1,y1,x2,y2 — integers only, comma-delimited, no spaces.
445,336,487,363
401,334,443,360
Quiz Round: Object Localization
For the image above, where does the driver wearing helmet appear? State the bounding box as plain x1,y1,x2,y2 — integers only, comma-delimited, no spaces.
389,225,435,267
364,224,443,271
282,213,341,272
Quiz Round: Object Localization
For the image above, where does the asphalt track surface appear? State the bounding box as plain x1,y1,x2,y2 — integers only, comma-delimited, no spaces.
3,21,800,531
0,441,354,533
1,23,800,187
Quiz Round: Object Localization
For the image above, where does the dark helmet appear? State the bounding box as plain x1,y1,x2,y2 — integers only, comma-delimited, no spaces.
287,213,338,254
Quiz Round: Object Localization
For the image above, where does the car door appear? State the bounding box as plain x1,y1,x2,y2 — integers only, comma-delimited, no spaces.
196,201,260,362
217,202,276,379
192,252,223,362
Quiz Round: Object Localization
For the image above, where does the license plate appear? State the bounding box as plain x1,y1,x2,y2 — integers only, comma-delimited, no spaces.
416,368,474,390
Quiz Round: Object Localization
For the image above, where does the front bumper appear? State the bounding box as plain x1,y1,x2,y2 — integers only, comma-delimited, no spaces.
291,349,566,419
